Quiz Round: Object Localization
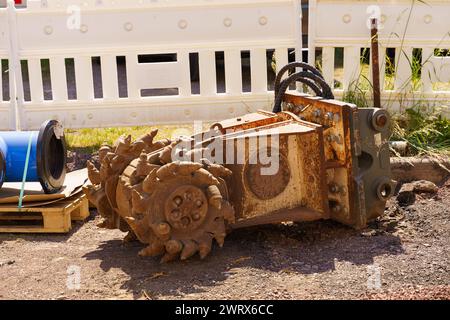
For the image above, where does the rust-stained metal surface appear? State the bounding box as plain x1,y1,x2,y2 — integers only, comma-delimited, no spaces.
85,133,235,262
282,92,393,228
85,91,393,262
281,93,357,225
222,116,328,222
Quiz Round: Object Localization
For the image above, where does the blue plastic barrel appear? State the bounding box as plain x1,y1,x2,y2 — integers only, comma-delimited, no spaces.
0,120,67,193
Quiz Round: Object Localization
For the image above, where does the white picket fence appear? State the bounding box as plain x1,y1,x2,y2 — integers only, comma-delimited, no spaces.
309,0,450,113
0,0,449,130
0,0,303,130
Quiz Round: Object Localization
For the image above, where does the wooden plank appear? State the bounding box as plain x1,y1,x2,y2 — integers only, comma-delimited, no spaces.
0,194,90,233
71,196,90,221
250,48,267,93
42,211,71,232
0,226,69,233
0,214,43,221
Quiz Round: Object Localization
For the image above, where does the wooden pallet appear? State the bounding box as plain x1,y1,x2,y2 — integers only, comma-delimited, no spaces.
0,194,90,233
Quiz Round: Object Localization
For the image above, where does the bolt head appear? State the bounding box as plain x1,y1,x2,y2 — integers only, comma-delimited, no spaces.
286,103,294,111
157,223,171,235
181,217,190,226
259,16,268,26
171,210,181,219
343,14,352,24
124,22,133,32
330,184,339,193
173,196,183,206
375,113,388,128
178,19,188,29
333,114,341,122
224,18,232,27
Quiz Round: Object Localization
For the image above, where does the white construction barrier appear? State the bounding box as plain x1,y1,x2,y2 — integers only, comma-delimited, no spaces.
0,0,303,130
1,0,449,130
308,0,450,113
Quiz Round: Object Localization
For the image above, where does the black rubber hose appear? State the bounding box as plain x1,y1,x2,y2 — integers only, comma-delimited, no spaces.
283,69,332,99
274,62,324,97
273,71,335,113
282,76,323,98
277,71,333,102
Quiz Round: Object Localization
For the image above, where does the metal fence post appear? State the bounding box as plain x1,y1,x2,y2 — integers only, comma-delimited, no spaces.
6,0,23,130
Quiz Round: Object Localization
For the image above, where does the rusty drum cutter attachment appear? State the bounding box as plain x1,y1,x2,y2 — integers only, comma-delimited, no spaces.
85,63,394,262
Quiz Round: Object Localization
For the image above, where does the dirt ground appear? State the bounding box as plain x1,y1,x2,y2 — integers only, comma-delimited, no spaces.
0,173,449,300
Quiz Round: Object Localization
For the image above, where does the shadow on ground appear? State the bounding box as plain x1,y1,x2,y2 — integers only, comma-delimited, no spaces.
83,219,404,299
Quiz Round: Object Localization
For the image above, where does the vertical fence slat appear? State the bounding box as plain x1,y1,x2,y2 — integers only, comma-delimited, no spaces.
125,54,139,99
50,56,68,102
275,48,289,74
293,0,303,64
368,48,373,86
8,56,17,129
100,55,119,100
178,50,192,97
322,47,335,89
421,47,434,93
225,49,242,95
27,58,43,103
394,46,412,92
250,48,267,93
199,51,217,96
308,0,317,65
343,47,361,90
0,60,3,102
379,46,386,92
74,56,94,101
4,0,446,131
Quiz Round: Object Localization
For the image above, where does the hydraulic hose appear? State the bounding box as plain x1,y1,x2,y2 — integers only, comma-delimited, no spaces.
273,70,335,113
274,61,325,97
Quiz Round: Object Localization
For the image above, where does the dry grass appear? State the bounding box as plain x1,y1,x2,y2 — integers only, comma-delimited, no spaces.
65,124,199,152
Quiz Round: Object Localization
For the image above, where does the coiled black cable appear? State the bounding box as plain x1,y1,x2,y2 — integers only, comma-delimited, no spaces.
272,62,334,113
274,62,324,97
